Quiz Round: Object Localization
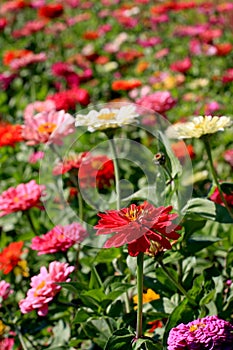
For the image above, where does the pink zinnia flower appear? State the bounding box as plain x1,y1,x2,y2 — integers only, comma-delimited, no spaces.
24,100,56,121
167,315,233,350
0,337,14,350
9,52,47,70
204,101,221,115
0,180,45,217
136,91,177,114
22,109,75,145
170,57,192,73
224,149,233,167
19,261,75,316
28,151,45,164
0,280,13,306
31,222,88,255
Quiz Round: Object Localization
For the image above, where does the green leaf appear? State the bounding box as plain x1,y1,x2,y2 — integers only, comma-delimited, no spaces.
89,266,103,289
73,309,91,323
182,219,207,240
94,247,121,263
104,328,134,350
200,289,216,306
186,235,221,253
158,131,182,178
132,338,161,350
182,198,233,223
58,282,80,294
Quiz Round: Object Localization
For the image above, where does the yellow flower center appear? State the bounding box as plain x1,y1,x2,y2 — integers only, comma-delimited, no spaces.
97,112,116,121
34,280,46,297
125,205,144,221
13,196,19,203
38,122,57,134
189,323,206,332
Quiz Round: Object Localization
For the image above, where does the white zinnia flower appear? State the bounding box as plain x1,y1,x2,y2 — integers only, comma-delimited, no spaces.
166,115,232,139
75,105,138,132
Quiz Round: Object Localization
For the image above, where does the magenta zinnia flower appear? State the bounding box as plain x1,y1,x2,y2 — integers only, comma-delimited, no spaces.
167,315,233,350
19,261,74,316
0,280,13,306
22,109,75,145
31,222,88,255
0,180,45,217
95,201,181,257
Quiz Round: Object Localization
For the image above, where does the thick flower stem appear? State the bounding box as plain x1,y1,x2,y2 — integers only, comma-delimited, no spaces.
108,137,121,210
202,136,233,219
158,260,196,306
136,252,144,339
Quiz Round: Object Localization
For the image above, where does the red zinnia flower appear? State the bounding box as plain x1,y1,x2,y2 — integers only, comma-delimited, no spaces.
0,241,24,274
47,87,90,110
38,4,64,19
79,154,115,190
95,201,181,256
0,123,23,147
215,43,233,56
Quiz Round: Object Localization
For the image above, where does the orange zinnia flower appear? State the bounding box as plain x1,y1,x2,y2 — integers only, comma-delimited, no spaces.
0,123,23,147
0,241,24,274
112,79,142,91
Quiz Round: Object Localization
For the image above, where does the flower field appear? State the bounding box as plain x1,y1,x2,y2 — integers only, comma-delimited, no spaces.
0,0,233,349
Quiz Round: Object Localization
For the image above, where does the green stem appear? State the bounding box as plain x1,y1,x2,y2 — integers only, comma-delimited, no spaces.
136,252,144,339
202,136,233,219
25,210,37,235
18,332,28,350
108,137,121,210
158,260,196,306
69,173,84,222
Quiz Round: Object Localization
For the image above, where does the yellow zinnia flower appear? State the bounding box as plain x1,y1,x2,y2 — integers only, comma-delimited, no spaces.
133,288,160,309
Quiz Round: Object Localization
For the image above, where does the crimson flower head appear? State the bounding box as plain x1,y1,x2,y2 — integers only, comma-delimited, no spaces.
95,201,181,256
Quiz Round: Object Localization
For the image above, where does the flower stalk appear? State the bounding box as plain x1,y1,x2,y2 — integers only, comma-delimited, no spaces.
136,252,144,339
158,260,196,306
108,137,121,210
202,135,233,219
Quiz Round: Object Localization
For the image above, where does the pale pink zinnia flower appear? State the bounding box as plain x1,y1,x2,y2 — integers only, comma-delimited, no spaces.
22,110,75,145
19,261,75,316
24,100,56,121
31,222,88,255
0,280,13,306
0,180,45,217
